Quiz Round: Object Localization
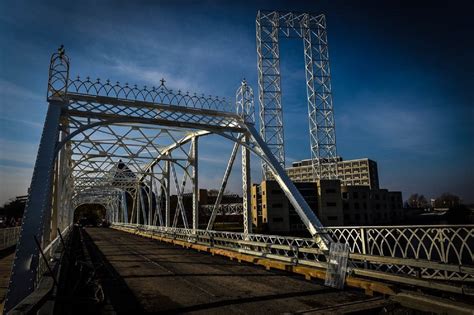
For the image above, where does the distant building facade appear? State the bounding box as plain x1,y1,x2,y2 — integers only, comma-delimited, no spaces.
251,180,344,232
286,158,379,190
341,186,403,225
251,179,403,233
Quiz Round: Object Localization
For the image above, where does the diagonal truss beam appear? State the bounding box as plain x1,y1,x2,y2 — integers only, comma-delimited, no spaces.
206,141,240,230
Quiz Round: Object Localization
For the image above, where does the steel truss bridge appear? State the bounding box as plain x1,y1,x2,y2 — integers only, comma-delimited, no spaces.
3,10,473,314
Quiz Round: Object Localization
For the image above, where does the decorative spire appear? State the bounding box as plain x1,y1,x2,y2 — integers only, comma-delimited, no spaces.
58,44,65,57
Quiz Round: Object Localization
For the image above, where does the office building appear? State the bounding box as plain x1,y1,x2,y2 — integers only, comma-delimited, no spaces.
286,158,379,190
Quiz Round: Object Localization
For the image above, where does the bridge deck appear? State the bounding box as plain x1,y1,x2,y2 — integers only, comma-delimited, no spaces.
0,251,15,313
82,227,380,314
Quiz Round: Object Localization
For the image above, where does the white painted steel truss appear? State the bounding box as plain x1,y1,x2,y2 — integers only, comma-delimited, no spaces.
257,10,338,180
5,47,332,312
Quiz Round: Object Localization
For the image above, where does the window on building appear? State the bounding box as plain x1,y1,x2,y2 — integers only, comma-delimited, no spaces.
355,214,360,220
326,188,336,194
364,214,368,221
363,202,367,210
327,216,338,221
326,202,337,207
343,202,349,210
353,192,359,199
342,192,348,199
362,193,367,199
354,202,359,210
273,217,283,222
344,214,349,221
375,204,380,210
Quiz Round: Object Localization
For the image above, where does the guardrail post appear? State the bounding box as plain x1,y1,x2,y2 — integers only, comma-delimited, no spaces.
192,137,199,233
164,160,171,227
436,227,449,279
436,228,447,263
360,227,367,255
293,245,299,265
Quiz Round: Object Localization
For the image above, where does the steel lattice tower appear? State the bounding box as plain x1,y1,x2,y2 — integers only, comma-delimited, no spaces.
256,11,338,180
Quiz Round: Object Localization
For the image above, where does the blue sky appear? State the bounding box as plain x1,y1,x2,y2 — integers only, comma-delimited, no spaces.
0,0,473,204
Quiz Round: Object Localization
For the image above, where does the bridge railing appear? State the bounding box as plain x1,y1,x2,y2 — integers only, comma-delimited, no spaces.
325,225,473,264
0,226,21,251
113,223,474,295
325,225,473,283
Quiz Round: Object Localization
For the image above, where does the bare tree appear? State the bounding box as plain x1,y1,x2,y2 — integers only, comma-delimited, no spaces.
433,193,461,208
407,193,428,208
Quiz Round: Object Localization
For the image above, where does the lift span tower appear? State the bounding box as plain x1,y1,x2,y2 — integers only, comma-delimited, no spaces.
257,10,337,180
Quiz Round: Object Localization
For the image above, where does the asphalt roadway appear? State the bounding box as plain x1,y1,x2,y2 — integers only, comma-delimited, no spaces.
84,227,377,314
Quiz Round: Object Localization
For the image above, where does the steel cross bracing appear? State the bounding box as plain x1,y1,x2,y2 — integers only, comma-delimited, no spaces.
4,47,332,312
256,10,338,180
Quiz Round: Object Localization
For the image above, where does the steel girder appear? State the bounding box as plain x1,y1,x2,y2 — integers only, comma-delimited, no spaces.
256,10,338,180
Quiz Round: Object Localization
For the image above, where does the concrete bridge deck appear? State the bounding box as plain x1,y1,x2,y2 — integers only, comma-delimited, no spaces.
81,227,383,314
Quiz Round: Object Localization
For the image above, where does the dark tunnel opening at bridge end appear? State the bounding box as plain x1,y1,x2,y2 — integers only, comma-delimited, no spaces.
74,203,107,227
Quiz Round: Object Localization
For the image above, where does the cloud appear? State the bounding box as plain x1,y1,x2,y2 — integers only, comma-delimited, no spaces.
0,138,38,166
0,78,43,102
0,117,42,129
100,55,201,92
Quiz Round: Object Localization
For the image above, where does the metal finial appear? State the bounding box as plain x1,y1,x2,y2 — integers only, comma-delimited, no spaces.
160,78,166,85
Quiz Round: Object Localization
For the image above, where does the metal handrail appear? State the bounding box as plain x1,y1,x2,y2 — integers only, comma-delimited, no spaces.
0,226,21,251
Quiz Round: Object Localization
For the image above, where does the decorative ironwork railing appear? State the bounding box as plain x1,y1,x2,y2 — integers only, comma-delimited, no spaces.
112,223,474,295
66,76,234,113
326,225,473,284
326,225,473,265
